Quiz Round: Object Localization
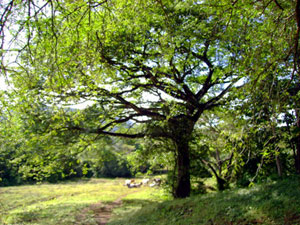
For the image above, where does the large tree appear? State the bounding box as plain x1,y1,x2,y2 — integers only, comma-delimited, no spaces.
1,0,297,197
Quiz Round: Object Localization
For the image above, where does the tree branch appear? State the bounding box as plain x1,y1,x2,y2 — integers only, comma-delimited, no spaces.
273,0,284,10
69,126,146,139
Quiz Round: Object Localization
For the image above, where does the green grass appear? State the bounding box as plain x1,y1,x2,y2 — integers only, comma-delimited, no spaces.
108,177,300,225
2,177,300,225
111,186,171,222
0,178,167,225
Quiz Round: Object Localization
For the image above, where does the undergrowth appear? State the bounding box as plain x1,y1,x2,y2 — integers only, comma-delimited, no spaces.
109,176,300,225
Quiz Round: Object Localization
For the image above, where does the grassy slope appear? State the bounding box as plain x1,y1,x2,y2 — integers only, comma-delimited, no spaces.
109,177,300,225
1,177,300,225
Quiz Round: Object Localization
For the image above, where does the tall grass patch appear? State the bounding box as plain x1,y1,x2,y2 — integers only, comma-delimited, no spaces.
108,177,300,225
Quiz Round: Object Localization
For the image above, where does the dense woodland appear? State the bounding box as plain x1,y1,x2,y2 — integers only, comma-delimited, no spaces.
0,0,300,198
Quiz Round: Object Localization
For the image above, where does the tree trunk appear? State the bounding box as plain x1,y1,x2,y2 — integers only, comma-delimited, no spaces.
270,119,283,177
174,140,191,198
169,117,194,198
295,137,300,174
285,116,298,172
216,175,227,191
201,158,228,191
295,109,300,174
275,153,283,177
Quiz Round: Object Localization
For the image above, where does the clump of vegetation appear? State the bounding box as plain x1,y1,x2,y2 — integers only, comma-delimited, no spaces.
109,177,300,225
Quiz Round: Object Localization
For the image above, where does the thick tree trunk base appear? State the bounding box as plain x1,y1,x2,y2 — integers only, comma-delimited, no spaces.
174,144,191,198
174,174,191,198
216,176,228,191
295,143,300,174
295,109,300,174
169,118,194,198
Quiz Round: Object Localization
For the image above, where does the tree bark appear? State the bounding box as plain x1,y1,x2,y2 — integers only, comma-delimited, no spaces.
201,158,228,191
174,139,191,198
295,139,300,174
275,153,283,177
270,119,283,177
169,117,194,198
295,108,300,174
216,176,227,191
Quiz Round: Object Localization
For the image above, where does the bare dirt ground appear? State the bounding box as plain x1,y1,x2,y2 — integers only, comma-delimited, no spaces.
77,190,140,225
89,196,124,225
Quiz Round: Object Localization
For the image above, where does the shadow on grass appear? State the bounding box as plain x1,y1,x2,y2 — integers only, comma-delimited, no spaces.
2,202,92,225
122,199,156,205
211,177,300,224
108,198,162,225
108,177,300,225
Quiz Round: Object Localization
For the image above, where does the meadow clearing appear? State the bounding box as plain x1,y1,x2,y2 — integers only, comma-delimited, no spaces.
1,177,300,225
0,178,169,225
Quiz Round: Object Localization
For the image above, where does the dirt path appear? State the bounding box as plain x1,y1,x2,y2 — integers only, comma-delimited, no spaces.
77,189,141,225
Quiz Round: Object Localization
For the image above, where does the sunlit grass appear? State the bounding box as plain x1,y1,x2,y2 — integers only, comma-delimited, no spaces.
0,178,166,225
110,186,171,223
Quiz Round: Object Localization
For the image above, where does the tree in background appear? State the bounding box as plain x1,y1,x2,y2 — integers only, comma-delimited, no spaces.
192,108,248,190
0,92,135,185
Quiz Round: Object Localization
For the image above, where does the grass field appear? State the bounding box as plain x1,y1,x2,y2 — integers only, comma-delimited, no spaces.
1,177,300,225
0,178,169,225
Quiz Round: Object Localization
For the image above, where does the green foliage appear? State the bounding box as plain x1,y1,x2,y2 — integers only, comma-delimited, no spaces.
127,138,175,175
87,150,132,178
0,98,136,185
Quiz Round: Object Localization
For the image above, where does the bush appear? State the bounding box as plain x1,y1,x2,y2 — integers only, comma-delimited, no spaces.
91,153,132,178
